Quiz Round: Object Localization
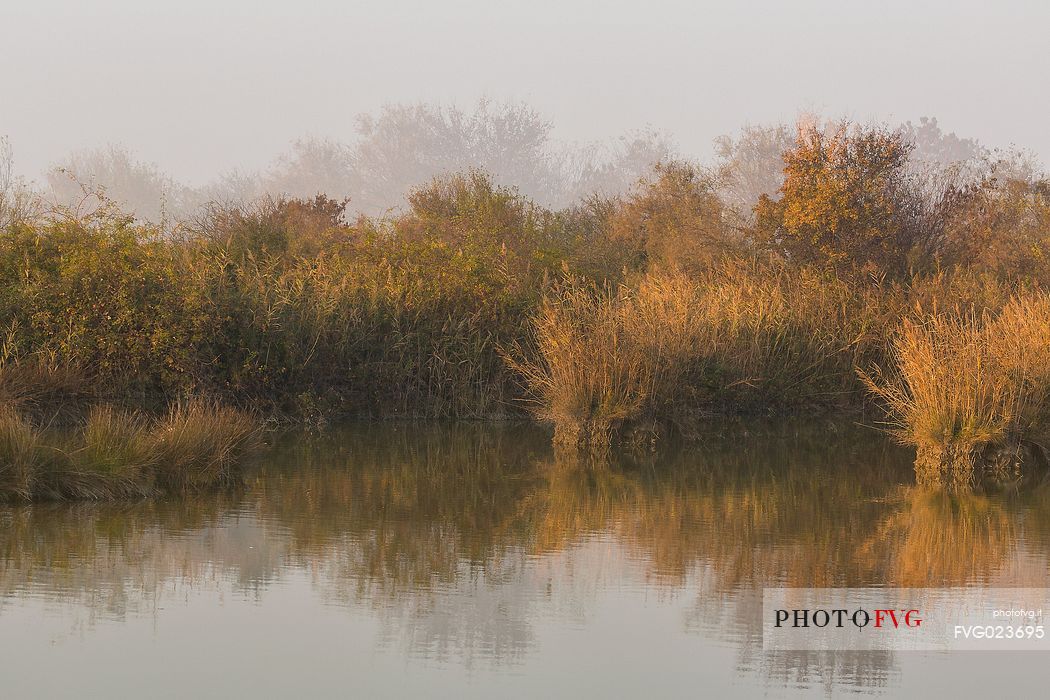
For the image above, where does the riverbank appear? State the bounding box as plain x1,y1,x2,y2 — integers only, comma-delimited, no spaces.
3,120,1049,487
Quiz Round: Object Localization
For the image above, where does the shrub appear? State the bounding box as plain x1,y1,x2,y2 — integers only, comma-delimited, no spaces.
753,121,928,276
605,161,741,271
938,177,1050,282
0,209,193,399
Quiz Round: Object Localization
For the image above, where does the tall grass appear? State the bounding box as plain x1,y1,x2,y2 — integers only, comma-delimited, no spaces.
0,400,262,501
0,356,92,418
510,283,652,446
0,404,41,499
152,401,262,489
78,405,155,476
863,293,1050,483
512,260,888,445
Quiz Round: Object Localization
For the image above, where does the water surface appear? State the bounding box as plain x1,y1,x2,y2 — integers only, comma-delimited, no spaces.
3,421,1049,698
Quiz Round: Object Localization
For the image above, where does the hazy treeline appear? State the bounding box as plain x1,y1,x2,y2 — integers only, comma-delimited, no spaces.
14,100,677,223
8,100,1032,226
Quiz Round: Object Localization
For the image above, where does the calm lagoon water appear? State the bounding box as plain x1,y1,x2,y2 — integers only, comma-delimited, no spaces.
2,421,1049,698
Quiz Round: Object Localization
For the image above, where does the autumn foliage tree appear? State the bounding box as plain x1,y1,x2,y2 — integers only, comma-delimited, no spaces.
939,177,1050,282
753,122,926,276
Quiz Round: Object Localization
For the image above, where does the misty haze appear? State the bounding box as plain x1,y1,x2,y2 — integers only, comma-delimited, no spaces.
3,101,1038,226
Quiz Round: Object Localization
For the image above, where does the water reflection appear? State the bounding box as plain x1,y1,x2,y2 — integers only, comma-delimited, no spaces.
3,421,1050,695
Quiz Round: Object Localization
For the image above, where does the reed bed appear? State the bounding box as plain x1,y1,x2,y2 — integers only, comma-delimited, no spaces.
512,260,889,446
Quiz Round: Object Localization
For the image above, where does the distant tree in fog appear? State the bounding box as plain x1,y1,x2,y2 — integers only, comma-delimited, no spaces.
713,123,795,221
899,116,990,195
901,117,985,169
185,169,263,212
565,128,678,204
47,145,184,224
347,100,560,214
341,101,674,213
900,117,1044,209
0,137,40,227
261,137,355,202
37,102,680,222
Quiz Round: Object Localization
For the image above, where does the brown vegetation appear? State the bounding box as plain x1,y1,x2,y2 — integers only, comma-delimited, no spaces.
863,294,1050,484
3,116,1050,484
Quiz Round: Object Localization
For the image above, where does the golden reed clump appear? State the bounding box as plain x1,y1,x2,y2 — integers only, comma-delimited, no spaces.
863,292,1050,485
512,259,885,447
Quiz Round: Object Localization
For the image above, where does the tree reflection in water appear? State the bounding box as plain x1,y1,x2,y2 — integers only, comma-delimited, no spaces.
3,420,1050,688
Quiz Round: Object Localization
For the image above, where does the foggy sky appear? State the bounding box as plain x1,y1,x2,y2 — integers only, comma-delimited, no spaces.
2,0,1047,183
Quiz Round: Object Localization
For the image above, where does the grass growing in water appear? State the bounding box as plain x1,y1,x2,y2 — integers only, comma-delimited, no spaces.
0,400,262,501
0,405,41,500
510,282,652,446
863,293,1050,484
152,401,262,490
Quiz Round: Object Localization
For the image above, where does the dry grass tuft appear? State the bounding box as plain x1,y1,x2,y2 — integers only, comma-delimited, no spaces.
0,356,92,417
863,292,1050,483
509,283,652,446
0,400,262,501
0,404,42,499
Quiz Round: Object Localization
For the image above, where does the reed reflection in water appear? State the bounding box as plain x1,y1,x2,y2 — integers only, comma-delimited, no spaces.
3,421,1050,697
